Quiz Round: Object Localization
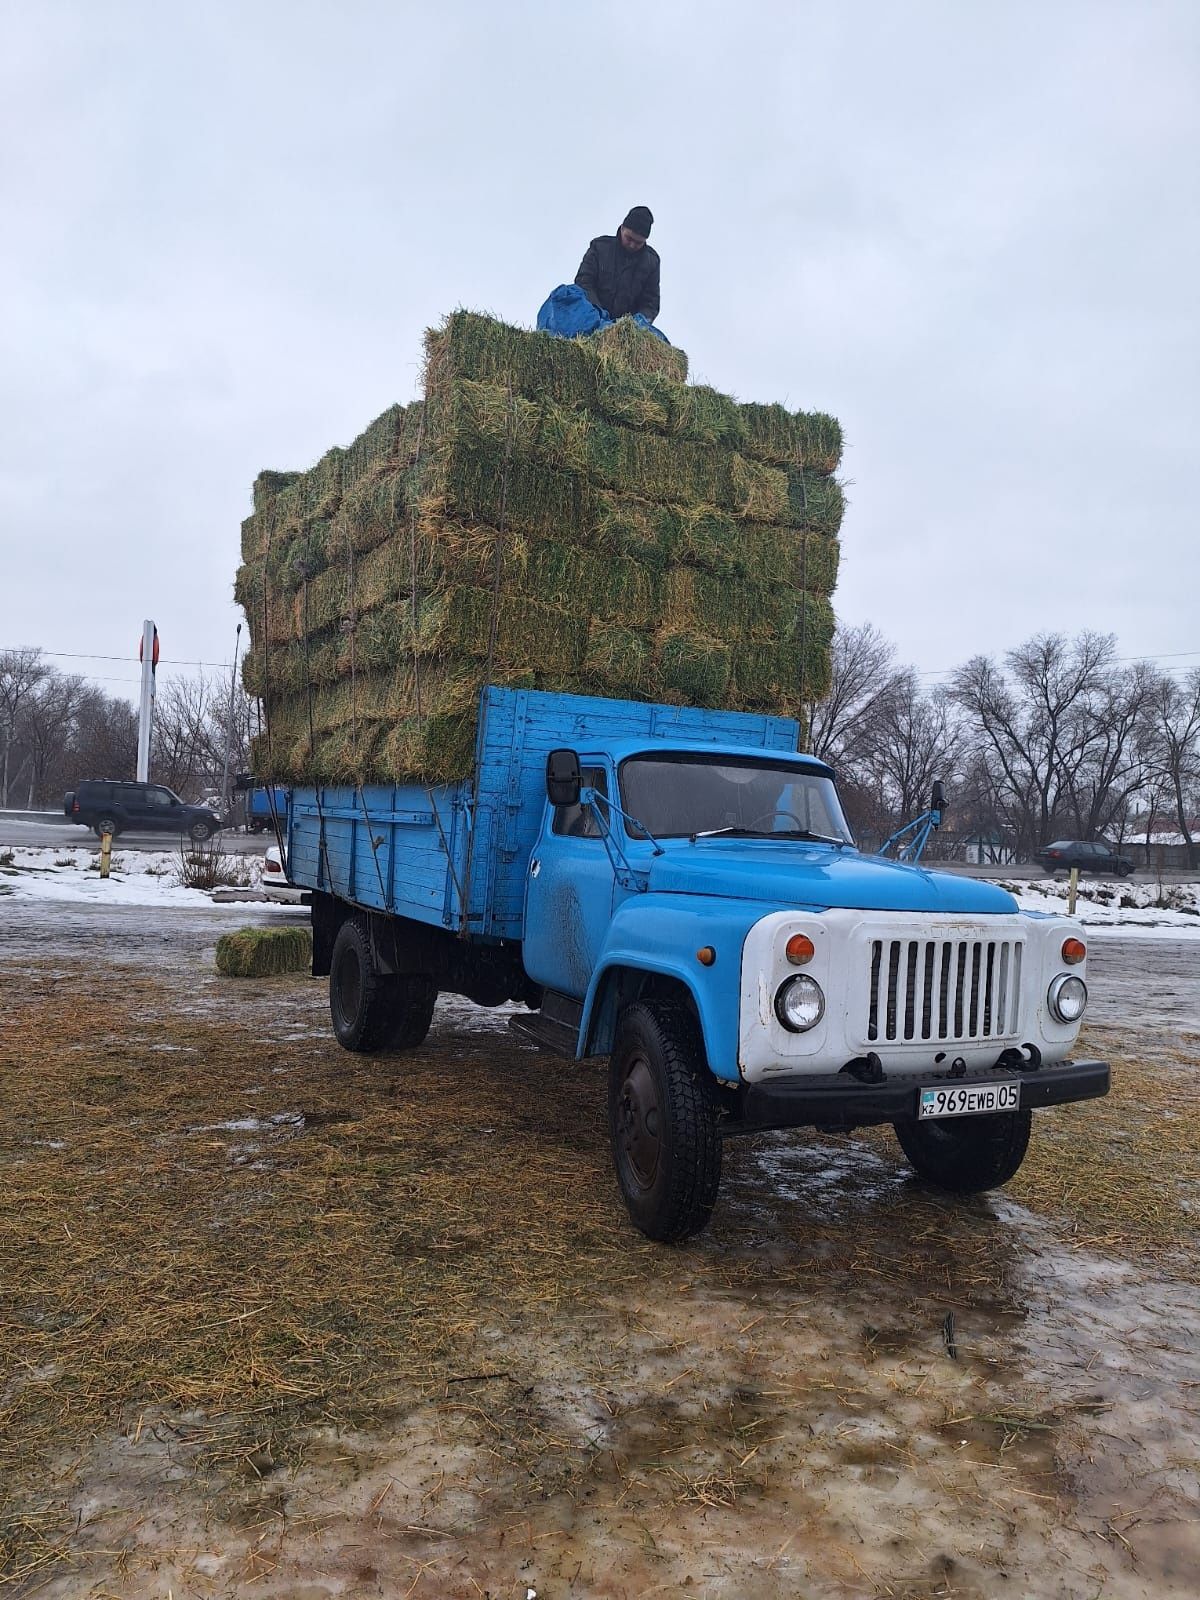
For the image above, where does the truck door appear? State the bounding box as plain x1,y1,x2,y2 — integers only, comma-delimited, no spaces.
522,765,617,1000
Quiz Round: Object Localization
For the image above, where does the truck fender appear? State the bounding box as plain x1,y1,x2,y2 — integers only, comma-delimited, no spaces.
579,894,763,1083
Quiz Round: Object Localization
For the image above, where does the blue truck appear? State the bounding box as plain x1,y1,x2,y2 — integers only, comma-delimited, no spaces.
286,685,1107,1241
243,784,289,833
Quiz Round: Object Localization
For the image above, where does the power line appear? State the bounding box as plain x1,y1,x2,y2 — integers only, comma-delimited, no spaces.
916,648,1200,679
0,648,234,668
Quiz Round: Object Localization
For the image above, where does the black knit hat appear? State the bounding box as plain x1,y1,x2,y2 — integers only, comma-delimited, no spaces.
622,205,654,238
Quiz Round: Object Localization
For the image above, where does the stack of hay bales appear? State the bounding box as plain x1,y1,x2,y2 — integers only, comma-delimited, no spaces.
236,312,843,785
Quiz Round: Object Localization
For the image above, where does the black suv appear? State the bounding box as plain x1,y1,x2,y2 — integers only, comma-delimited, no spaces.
1035,839,1135,877
64,781,221,842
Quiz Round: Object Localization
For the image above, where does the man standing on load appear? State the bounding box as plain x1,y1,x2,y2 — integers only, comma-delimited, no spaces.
575,206,660,325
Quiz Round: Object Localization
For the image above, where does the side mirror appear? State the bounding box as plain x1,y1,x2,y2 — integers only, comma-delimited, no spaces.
930,780,945,824
546,748,582,809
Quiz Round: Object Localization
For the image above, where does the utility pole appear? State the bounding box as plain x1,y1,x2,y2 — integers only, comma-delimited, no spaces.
136,620,158,783
220,622,243,822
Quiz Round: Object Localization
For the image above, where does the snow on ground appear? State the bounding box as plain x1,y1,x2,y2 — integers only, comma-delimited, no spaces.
0,846,290,909
996,875,1200,933
3,845,1197,933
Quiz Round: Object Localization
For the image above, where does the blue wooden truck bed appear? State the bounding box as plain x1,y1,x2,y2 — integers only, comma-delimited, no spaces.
287,687,799,942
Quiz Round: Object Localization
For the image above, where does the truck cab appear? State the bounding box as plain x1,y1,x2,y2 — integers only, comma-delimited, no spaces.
290,688,1107,1243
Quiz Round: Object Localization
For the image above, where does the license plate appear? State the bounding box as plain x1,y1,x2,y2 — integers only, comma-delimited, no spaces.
918,1081,1020,1119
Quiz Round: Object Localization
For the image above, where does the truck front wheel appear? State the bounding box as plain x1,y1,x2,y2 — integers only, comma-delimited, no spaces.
893,1108,1032,1192
608,1002,722,1243
329,917,437,1053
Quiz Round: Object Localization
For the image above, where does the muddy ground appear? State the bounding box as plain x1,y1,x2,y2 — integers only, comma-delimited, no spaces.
1,903,1197,1599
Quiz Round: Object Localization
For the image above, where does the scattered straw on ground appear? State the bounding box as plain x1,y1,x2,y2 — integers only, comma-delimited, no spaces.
1,953,1195,1587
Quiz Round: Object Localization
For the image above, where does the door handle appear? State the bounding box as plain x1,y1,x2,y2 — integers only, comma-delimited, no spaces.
530,858,541,878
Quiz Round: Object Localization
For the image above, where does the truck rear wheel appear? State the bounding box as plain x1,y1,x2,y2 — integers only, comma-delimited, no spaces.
608,1002,722,1243
893,1108,1032,1193
329,917,438,1053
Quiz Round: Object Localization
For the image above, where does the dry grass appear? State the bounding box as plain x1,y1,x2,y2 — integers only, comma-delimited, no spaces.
1,958,1195,1587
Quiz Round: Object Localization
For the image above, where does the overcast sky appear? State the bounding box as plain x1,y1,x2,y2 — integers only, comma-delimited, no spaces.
1,0,1196,704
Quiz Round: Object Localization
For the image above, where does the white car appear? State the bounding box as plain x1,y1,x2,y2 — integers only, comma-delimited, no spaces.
262,844,307,904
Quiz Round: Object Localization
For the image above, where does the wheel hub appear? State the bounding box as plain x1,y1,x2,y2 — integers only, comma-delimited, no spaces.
618,1054,661,1189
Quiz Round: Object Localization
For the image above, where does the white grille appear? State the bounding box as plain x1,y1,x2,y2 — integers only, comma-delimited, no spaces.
866,937,1023,1044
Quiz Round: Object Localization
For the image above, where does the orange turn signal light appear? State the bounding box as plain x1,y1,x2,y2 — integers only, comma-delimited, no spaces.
785,934,816,966
1061,937,1086,965
696,946,716,967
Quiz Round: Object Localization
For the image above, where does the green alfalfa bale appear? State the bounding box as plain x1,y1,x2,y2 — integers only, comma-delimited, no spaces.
337,468,412,556
591,363,676,433
587,550,664,629
425,438,594,545
784,470,846,536
591,493,680,567
586,421,738,508
416,586,588,672
652,629,732,705
298,447,346,518
342,603,411,676
674,384,747,450
738,404,843,473
592,318,689,382
252,469,300,514
216,926,313,978
583,621,653,695
241,647,264,699
316,717,389,784
727,454,790,522
672,507,748,578
426,311,598,411
683,522,839,596
352,539,410,614
432,379,593,476
730,598,836,705
379,712,479,786
340,403,405,489
233,561,262,616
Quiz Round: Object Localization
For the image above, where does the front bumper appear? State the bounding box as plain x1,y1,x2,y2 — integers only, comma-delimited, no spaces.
731,1057,1109,1135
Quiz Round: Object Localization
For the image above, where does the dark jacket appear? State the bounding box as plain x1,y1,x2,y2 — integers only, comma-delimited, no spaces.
575,229,661,323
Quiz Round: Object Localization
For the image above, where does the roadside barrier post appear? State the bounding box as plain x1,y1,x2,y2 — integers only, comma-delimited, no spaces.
99,830,113,879
1068,865,1078,915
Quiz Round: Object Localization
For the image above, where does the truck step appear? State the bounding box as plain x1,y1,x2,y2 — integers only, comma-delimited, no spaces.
508,1011,579,1058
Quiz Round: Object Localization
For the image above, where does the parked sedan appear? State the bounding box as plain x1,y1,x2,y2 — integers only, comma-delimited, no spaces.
1035,839,1135,877
262,843,308,904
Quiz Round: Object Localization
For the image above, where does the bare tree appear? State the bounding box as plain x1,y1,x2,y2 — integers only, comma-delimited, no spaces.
867,672,962,823
0,648,49,807
1141,668,1200,867
18,671,93,806
950,632,1120,855
809,622,904,769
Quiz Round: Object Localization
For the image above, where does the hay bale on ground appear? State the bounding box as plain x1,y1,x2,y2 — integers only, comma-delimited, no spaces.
216,926,313,978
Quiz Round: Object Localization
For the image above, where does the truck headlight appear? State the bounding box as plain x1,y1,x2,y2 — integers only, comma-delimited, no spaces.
1047,973,1087,1024
775,975,825,1033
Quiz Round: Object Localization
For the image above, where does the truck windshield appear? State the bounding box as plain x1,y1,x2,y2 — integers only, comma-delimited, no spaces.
619,754,853,843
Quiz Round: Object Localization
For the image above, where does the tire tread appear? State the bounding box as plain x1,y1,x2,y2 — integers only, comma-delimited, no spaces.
610,1001,722,1242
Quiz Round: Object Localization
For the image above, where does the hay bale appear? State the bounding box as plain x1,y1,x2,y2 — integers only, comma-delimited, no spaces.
739,403,843,473
654,629,732,704
592,318,689,381
240,309,845,786
341,404,405,488
215,926,313,978
426,311,597,410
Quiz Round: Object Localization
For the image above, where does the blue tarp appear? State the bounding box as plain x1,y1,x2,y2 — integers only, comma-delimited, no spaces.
536,283,671,344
